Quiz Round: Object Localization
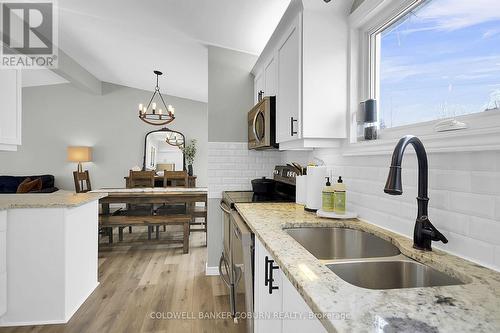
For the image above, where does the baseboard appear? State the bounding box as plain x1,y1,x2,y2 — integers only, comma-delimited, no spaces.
205,263,219,276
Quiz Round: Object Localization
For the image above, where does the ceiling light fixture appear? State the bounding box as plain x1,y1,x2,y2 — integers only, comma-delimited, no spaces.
138,70,175,126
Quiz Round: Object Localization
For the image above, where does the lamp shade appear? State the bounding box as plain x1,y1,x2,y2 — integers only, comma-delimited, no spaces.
67,146,92,162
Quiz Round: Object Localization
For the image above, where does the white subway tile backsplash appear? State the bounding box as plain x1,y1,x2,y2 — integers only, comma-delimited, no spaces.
469,217,500,245
397,201,418,221
496,197,500,221
436,232,494,268
429,169,471,192
428,189,450,211
449,192,496,219
495,246,500,269
471,172,500,195
300,148,500,271
468,151,500,172
401,168,418,187
388,215,417,238
428,208,469,236
208,142,282,198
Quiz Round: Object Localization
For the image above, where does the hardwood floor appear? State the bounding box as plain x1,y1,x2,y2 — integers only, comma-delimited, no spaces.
1,228,246,333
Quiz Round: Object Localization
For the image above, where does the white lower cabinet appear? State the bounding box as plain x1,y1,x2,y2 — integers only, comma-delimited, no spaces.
254,237,326,333
254,236,283,332
282,275,327,333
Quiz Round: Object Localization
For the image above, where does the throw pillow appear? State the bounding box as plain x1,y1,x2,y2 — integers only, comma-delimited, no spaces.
16,178,43,193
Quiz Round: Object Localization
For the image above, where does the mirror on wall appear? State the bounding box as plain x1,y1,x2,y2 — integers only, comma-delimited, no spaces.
143,128,185,173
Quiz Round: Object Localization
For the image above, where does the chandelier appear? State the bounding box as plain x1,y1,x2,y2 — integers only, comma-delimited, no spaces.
138,70,175,126
166,131,185,147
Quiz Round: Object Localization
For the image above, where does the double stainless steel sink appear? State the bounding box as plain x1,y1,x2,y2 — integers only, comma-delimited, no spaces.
285,227,463,290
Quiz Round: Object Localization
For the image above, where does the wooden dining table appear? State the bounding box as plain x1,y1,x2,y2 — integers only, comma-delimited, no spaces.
92,187,208,253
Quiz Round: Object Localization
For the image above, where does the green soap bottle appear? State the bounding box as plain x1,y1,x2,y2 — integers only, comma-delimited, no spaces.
333,176,346,214
322,177,335,212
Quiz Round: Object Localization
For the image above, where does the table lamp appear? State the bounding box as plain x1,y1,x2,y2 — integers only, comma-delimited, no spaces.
67,146,92,173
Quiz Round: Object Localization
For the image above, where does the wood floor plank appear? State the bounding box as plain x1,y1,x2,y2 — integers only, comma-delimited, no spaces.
0,232,244,333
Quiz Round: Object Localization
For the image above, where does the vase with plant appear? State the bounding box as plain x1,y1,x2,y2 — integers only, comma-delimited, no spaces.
182,139,197,176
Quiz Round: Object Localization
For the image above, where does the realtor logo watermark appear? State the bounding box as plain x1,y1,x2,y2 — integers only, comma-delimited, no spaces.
1,0,58,68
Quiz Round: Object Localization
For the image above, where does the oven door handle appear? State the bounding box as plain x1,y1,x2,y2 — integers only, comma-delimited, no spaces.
219,253,231,287
220,200,231,214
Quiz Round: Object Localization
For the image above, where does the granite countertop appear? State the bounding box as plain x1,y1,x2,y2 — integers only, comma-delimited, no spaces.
235,202,500,333
0,190,108,210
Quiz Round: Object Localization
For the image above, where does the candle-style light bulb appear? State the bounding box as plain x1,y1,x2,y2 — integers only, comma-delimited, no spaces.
138,103,143,111
142,106,147,114
171,107,175,115
152,102,156,110
159,109,163,115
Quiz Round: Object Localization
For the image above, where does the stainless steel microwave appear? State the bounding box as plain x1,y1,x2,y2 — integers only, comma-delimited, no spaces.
248,96,278,150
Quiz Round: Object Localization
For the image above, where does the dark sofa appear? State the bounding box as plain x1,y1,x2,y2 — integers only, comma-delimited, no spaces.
0,175,59,193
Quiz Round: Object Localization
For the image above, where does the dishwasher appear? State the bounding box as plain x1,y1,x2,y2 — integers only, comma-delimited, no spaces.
230,210,254,333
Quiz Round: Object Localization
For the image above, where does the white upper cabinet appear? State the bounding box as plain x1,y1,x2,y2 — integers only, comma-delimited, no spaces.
252,0,348,150
253,56,277,104
276,17,301,143
254,72,265,104
264,57,276,97
0,70,22,151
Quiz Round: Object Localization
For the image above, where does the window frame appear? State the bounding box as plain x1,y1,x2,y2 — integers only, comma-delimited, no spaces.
345,0,500,156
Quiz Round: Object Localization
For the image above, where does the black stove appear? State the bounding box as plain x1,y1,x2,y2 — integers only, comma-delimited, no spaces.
223,165,297,207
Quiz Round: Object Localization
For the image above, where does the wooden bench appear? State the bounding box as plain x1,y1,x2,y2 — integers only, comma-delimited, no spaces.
99,214,191,253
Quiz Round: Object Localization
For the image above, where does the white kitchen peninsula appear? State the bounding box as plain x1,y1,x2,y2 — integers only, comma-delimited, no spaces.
0,191,107,327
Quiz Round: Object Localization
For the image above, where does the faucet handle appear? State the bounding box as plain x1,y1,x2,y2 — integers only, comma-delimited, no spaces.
419,216,448,244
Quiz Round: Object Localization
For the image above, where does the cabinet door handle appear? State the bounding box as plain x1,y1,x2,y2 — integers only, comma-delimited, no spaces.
265,256,279,294
290,117,298,136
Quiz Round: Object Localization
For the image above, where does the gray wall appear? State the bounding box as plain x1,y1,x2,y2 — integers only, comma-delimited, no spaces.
208,46,257,142
206,46,258,268
0,83,208,190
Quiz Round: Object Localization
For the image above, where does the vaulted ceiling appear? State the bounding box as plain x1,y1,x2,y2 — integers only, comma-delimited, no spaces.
24,0,290,102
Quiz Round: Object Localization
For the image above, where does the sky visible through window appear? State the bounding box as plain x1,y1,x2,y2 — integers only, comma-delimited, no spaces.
379,0,500,128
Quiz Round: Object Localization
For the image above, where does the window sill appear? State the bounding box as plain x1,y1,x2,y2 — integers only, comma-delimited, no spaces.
343,122,500,156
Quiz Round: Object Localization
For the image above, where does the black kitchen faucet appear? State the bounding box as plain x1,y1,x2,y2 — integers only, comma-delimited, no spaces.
384,135,448,251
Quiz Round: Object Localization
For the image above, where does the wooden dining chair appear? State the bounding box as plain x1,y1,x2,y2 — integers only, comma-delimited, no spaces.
163,170,188,187
156,171,189,231
128,170,155,188
73,170,92,193
122,170,156,236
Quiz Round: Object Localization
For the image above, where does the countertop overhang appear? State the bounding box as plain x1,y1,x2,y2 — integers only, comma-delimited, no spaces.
0,191,107,210
235,202,500,333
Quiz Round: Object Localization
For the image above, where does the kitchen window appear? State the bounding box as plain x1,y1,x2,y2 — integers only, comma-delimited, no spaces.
346,0,500,154
371,0,500,129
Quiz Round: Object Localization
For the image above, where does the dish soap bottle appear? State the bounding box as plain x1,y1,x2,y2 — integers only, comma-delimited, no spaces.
333,176,346,214
322,177,334,212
